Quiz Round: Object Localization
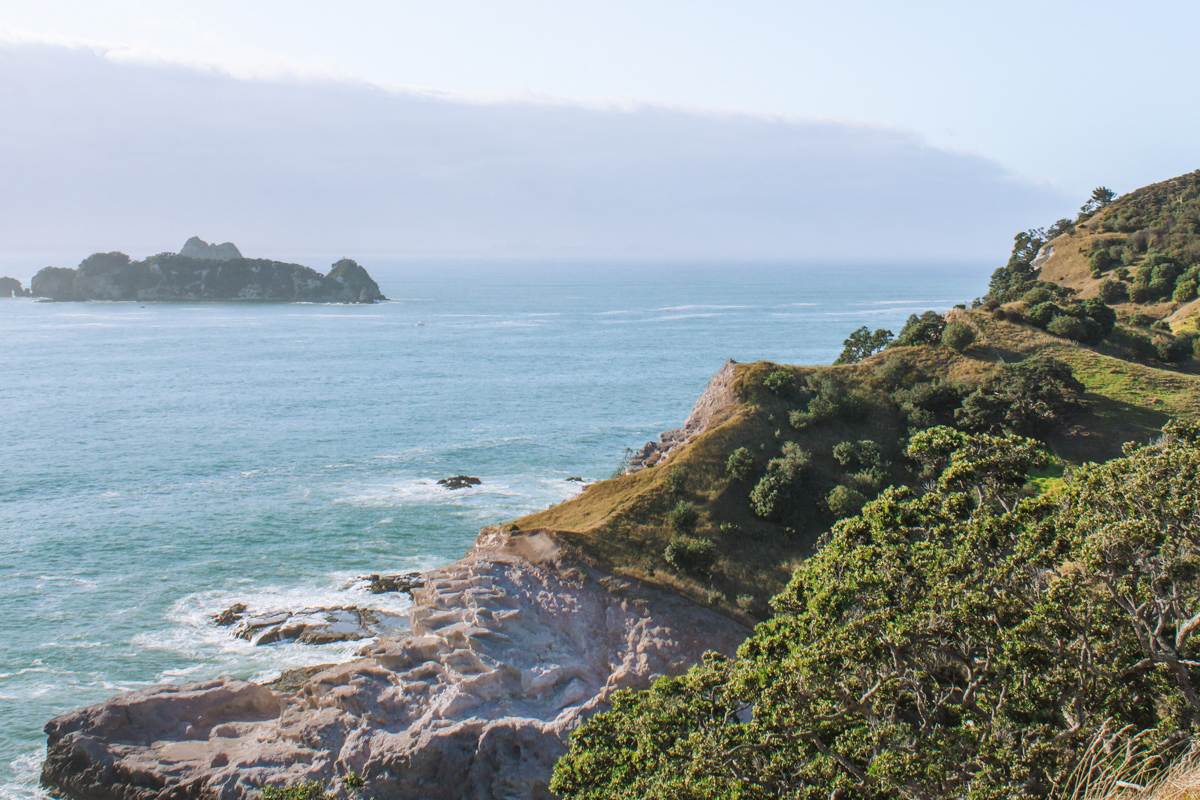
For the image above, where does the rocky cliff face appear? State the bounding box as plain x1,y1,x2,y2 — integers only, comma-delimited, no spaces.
628,358,740,470
42,529,747,799
29,241,385,303
179,236,243,261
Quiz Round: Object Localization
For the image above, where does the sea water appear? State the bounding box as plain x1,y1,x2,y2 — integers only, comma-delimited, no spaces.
0,260,988,797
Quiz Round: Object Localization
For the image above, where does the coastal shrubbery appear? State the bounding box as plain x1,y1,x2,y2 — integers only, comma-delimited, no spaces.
749,443,811,520
551,422,1200,800
1022,297,1116,344
955,355,1084,436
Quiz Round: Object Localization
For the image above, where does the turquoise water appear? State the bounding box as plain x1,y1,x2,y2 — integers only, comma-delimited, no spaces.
0,261,987,798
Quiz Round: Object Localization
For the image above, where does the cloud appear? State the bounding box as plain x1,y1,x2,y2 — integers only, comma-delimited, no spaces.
0,41,1068,269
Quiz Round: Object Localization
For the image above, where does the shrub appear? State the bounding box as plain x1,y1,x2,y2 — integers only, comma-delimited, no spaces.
261,783,332,800
1174,277,1198,303
826,484,866,518
1045,313,1090,341
663,466,686,495
1098,277,1128,303
895,310,946,346
734,594,756,613
846,467,886,493
1026,300,1062,328
749,443,811,520
1021,286,1053,305
724,447,754,481
1156,335,1193,363
666,500,700,533
831,439,882,470
662,535,716,574
941,321,976,352
761,369,795,395
956,356,1084,437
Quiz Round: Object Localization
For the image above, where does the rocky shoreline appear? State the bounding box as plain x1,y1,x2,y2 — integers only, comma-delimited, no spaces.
41,528,747,799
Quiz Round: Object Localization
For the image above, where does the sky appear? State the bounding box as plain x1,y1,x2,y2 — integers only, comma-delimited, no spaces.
1,1,1196,266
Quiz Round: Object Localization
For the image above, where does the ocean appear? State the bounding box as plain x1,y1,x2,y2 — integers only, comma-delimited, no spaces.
0,260,988,798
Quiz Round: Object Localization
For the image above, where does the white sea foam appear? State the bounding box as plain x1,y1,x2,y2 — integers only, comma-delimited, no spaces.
130,560,441,685
0,749,46,800
655,304,752,311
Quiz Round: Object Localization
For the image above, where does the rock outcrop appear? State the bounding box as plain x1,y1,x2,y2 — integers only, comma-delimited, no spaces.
0,276,30,297
628,359,740,470
437,475,483,490
42,529,747,799
214,604,409,646
179,236,243,261
29,240,385,303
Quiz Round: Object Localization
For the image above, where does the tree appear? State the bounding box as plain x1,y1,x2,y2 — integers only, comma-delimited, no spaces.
835,326,893,364
1080,185,1118,216
895,311,946,346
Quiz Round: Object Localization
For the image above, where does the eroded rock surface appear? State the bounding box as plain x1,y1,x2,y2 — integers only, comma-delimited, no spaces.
213,604,408,646
629,359,740,470
42,529,747,799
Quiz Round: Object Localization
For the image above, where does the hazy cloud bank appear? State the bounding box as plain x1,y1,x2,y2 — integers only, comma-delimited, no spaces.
0,43,1068,269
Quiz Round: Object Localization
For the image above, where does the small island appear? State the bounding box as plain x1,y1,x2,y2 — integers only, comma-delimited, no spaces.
0,277,30,297
28,237,385,303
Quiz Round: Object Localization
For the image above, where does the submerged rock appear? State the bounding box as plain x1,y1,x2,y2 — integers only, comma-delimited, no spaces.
41,529,747,800
28,239,386,303
437,475,482,490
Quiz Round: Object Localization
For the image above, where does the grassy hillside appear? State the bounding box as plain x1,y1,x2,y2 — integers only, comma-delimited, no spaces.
517,308,1200,618
512,169,1200,621
548,168,1200,800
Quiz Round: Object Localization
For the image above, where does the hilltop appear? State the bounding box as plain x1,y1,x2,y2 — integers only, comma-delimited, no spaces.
28,238,385,303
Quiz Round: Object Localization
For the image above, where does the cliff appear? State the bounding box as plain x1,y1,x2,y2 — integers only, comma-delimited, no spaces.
29,239,385,303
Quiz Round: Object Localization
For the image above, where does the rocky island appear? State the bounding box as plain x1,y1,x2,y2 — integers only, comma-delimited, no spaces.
29,237,385,303
0,276,31,297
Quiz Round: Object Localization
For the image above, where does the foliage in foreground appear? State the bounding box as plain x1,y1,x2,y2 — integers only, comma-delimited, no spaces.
551,422,1200,800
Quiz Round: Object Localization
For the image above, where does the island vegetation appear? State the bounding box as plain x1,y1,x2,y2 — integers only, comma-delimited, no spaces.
27,237,385,303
